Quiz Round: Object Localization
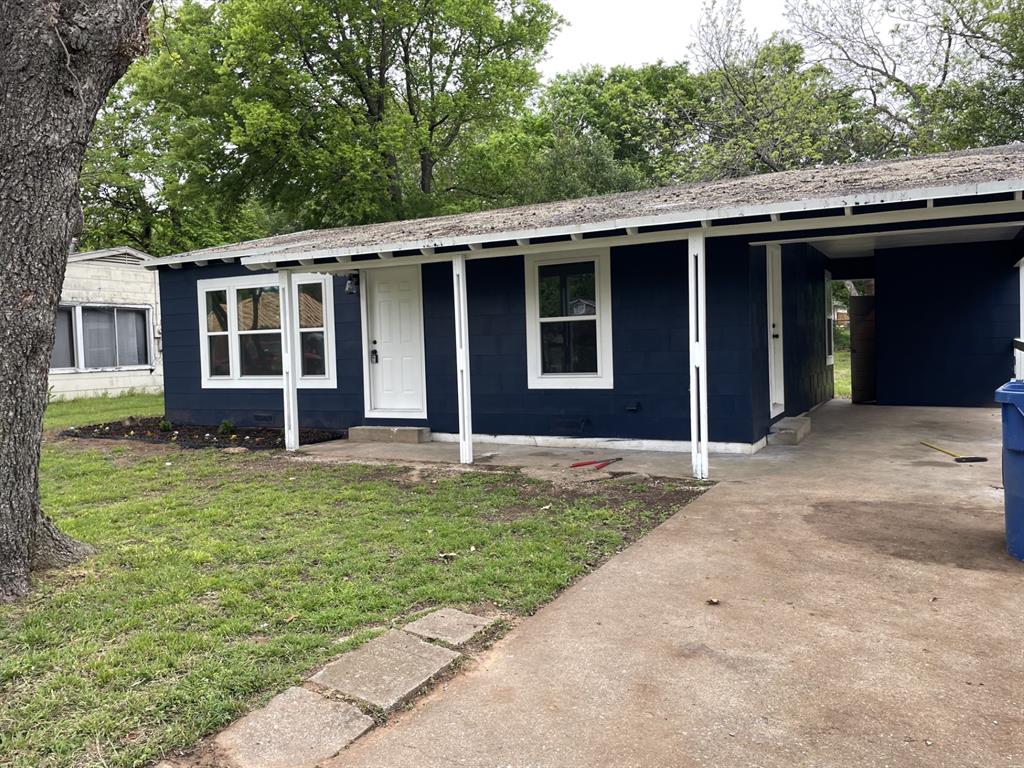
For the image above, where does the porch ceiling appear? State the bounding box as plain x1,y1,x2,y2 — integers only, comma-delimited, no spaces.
776,222,1024,260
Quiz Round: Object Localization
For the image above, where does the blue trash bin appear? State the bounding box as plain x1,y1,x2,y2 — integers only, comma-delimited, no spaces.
995,380,1024,560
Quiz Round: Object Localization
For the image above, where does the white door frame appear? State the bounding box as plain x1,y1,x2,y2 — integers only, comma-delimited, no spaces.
360,264,428,419
767,244,786,418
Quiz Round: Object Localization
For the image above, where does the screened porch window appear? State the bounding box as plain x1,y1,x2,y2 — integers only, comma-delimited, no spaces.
50,307,76,369
50,305,151,371
196,274,336,389
524,250,614,389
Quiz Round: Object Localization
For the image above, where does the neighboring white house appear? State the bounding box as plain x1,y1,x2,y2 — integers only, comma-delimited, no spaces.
49,247,163,399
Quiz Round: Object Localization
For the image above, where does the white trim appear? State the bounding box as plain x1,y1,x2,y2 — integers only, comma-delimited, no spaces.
766,246,786,418
687,234,710,480
279,271,300,451
360,264,428,420
452,254,473,464
1017,263,1024,380
825,269,835,367
195,272,336,389
146,178,1024,269
524,249,614,389
432,432,767,455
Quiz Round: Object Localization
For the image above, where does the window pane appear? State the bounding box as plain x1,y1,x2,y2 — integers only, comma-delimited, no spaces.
297,283,324,329
51,307,75,369
237,286,280,331
206,290,228,332
82,308,116,368
116,309,148,366
300,331,326,376
209,335,230,376
538,262,596,318
239,332,282,376
566,271,595,316
538,269,562,318
540,320,597,374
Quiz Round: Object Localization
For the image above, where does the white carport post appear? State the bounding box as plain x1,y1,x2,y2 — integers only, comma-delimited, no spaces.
278,270,300,451
452,254,474,463
687,233,710,480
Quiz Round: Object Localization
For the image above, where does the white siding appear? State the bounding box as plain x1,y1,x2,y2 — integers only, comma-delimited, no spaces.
48,258,163,399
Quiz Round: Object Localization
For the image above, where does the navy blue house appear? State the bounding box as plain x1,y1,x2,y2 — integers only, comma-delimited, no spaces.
150,146,1024,478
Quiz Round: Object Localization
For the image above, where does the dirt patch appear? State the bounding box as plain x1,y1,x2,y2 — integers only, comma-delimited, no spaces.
805,501,1017,571
480,472,704,524
60,416,344,451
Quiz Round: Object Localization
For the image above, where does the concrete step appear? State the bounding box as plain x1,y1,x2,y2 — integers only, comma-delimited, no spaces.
768,416,811,446
310,629,460,712
348,426,431,444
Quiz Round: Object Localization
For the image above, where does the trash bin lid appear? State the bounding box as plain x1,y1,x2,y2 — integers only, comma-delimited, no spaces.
996,380,1024,404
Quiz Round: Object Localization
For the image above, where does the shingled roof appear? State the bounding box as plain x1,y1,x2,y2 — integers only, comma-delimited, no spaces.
150,143,1024,268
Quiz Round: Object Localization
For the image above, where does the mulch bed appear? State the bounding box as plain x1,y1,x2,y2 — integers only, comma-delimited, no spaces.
60,416,345,450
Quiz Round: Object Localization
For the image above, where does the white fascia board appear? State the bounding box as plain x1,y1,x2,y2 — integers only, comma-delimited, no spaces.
145,241,303,270
153,178,1024,270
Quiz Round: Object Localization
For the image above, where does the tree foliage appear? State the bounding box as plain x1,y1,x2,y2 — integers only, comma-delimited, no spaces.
78,0,1024,256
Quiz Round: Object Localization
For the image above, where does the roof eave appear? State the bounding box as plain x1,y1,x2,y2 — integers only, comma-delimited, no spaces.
145,178,1024,271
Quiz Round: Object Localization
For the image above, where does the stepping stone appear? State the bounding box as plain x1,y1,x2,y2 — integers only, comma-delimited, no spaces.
214,686,372,768
310,629,460,712
403,608,498,647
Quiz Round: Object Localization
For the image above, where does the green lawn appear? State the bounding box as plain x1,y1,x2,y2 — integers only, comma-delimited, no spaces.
44,392,165,431
833,350,852,399
3,397,700,768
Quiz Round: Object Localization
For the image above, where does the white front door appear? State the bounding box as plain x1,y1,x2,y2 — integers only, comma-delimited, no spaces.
363,265,427,418
767,245,786,418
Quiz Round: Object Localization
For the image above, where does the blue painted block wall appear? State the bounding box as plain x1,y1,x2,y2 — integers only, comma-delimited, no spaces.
875,241,1020,406
158,241,773,443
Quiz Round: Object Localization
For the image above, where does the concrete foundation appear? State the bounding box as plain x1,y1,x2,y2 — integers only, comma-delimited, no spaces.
348,426,432,444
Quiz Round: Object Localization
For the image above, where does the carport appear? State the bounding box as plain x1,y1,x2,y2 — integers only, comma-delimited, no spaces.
754,218,1024,406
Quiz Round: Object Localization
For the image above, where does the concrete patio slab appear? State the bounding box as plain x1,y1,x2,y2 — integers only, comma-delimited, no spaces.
403,609,499,647
311,630,461,712
213,686,372,768
322,402,1023,768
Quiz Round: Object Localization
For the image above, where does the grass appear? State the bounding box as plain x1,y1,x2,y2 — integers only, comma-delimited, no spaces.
44,392,165,431
3,397,701,768
833,350,852,399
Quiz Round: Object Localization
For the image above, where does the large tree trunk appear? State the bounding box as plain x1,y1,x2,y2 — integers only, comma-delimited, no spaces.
0,0,150,602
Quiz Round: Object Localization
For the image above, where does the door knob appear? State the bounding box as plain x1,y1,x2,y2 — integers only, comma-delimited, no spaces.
370,349,379,364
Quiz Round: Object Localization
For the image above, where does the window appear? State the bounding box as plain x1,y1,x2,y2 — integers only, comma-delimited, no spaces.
825,270,835,366
51,307,75,369
525,250,613,389
196,274,336,389
49,305,151,372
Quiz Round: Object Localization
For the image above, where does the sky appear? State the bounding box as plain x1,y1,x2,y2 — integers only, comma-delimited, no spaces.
539,0,791,80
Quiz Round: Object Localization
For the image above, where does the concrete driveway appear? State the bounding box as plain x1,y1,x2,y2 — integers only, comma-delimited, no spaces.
325,401,1022,768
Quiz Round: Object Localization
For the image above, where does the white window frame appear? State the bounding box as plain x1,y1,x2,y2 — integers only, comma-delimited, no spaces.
196,273,336,389
49,303,155,373
824,269,835,367
524,249,614,390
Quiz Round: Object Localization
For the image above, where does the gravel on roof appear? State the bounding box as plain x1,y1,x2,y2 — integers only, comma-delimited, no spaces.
165,144,1024,263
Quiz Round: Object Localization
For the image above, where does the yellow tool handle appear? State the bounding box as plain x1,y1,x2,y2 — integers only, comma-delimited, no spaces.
920,441,960,459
